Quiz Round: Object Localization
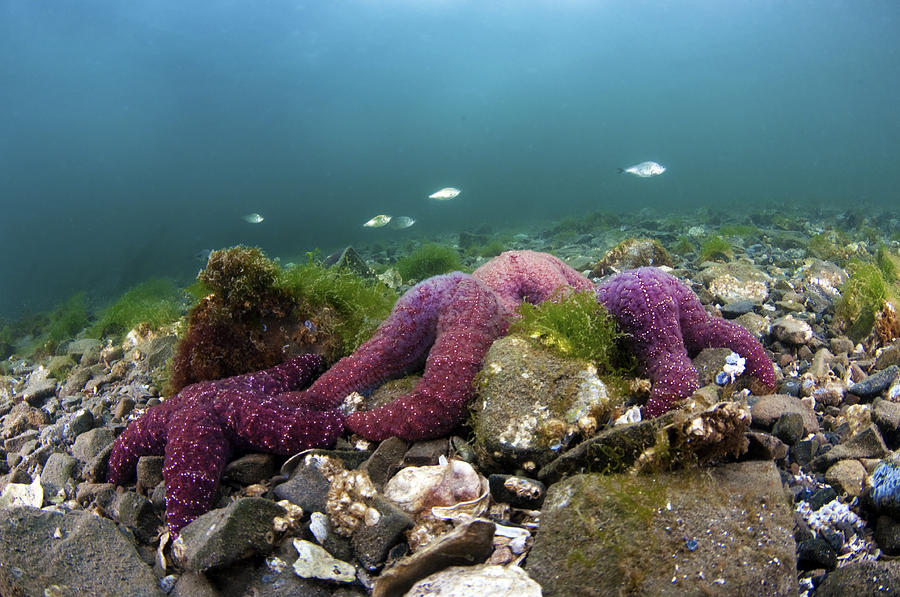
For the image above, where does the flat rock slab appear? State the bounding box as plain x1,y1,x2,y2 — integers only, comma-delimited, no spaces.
526,460,797,596
0,506,163,597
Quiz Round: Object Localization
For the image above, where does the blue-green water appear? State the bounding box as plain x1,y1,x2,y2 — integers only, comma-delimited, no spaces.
1,1,898,318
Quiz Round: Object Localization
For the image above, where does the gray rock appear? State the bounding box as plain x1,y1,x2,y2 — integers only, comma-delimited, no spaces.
720,299,757,318
62,366,93,394
72,427,114,462
873,398,900,444
526,461,797,596
65,338,101,361
473,335,623,472
221,452,277,485
372,519,496,597
113,490,161,543
824,459,866,497
874,515,900,555
21,369,58,406
772,316,814,345
273,459,330,513
815,561,900,597
810,425,889,472
360,436,408,491
750,394,818,435
691,347,733,387
4,429,39,453
848,365,900,398
874,344,900,370
829,336,855,355
402,438,449,467
136,455,165,493
40,451,78,499
744,431,788,461
797,537,837,570
735,312,771,339
0,507,163,596
39,408,94,446
351,495,414,570
174,497,286,571
171,572,219,597
772,411,805,445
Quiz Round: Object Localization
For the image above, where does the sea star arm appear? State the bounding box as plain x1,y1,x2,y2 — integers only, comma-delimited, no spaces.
345,275,506,440
676,292,776,389
596,269,701,417
107,354,333,534
107,396,187,485
163,405,229,533
297,273,465,408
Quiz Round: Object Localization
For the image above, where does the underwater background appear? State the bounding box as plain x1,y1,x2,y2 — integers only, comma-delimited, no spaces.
1,0,898,319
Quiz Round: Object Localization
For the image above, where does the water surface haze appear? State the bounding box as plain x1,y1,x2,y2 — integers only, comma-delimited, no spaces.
1,0,897,317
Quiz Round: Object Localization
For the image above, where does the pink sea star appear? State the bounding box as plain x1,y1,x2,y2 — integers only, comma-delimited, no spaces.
298,271,507,440
595,267,776,417
107,354,344,534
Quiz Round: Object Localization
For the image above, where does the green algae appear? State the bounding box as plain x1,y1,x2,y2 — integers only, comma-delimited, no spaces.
510,290,624,373
168,246,397,392
835,259,893,342
89,279,185,338
394,243,463,282
277,257,397,354
698,234,733,262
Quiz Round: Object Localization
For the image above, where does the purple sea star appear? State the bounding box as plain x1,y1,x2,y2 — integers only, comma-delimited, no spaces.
595,267,776,417
298,271,507,440
297,251,598,441
107,354,344,534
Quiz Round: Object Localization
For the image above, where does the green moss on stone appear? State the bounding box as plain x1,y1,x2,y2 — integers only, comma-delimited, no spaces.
510,291,624,373
90,279,185,338
698,235,733,262
394,243,463,282
835,260,890,342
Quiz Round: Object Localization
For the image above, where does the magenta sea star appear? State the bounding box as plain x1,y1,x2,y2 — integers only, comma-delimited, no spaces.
107,354,344,534
596,267,776,417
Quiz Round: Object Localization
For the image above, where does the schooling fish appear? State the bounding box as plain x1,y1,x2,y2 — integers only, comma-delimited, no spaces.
390,216,416,229
428,187,461,200
618,161,666,178
363,214,392,228
242,213,265,224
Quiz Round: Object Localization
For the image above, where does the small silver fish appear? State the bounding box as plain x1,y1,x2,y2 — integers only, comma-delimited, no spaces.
618,161,666,178
242,212,265,223
390,216,415,229
428,187,461,200
363,214,392,228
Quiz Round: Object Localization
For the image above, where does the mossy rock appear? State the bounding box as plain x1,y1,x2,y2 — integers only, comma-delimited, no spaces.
169,247,396,393
472,336,625,473
589,238,673,278
526,461,797,596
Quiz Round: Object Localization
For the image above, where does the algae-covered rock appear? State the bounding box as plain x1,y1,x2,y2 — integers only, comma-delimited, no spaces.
698,262,771,304
472,336,623,472
526,461,797,596
589,237,673,278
